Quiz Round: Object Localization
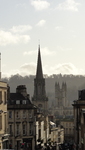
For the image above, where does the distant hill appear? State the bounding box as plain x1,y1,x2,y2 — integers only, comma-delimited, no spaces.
2,74,85,107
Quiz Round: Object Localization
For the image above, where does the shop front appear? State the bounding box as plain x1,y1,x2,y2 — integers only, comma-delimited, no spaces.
23,138,33,150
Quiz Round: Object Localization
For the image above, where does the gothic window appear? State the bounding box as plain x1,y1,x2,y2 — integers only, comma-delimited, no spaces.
38,83,41,95
38,87,41,95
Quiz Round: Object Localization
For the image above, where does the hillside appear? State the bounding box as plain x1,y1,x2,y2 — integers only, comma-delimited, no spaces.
2,74,85,106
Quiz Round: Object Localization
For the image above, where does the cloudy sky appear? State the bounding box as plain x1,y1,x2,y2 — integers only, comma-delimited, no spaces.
0,0,85,77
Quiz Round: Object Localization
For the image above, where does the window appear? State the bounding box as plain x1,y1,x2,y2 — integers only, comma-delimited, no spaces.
4,115,6,132
22,100,26,104
23,124,26,135
16,100,20,104
29,123,32,135
9,111,12,119
23,110,26,118
0,91,2,103
39,129,41,138
0,115,2,129
29,110,32,118
66,128,68,134
4,91,6,104
38,85,41,95
16,111,19,118
9,124,12,134
16,124,19,135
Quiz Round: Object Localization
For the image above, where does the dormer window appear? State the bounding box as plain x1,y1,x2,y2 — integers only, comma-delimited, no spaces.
16,100,20,104
22,100,26,104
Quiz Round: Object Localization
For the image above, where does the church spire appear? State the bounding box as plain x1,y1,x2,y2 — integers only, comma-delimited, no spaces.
36,45,43,79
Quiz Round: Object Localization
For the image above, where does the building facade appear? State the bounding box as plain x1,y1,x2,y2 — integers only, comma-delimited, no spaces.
60,119,74,141
72,89,85,150
0,81,9,149
7,85,37,150
50,82,73,118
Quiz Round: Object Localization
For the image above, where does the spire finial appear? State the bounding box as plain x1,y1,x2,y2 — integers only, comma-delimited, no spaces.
38,39,40,50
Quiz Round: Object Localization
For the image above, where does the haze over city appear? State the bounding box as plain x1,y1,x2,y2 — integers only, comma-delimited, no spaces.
0,0,85,77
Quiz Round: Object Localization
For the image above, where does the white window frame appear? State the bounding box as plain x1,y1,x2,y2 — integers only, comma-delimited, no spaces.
22,100,26,104
16,100,20,104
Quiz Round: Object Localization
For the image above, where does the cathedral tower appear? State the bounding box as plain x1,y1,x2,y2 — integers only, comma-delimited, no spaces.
55,82,67,107
32,45,48,114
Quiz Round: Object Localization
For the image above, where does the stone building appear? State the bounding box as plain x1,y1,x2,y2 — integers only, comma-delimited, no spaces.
7,85,37,150
32,45,48,115
60,118,74,141
0,81,9,149
72,89,85,150
35,114,49,146
51,126,64,148
55,82,67,108
53,82,73,118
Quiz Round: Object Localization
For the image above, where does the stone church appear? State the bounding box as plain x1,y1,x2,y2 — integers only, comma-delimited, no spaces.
55,82,67,108
50,82,73,118
32,45,48,115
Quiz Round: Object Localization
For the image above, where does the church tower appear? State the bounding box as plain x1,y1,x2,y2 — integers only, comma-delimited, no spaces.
32,45,48,114
55,82,67,107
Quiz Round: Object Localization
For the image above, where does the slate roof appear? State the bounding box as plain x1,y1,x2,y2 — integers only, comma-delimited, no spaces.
8,92,32,105
10,93,27,100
